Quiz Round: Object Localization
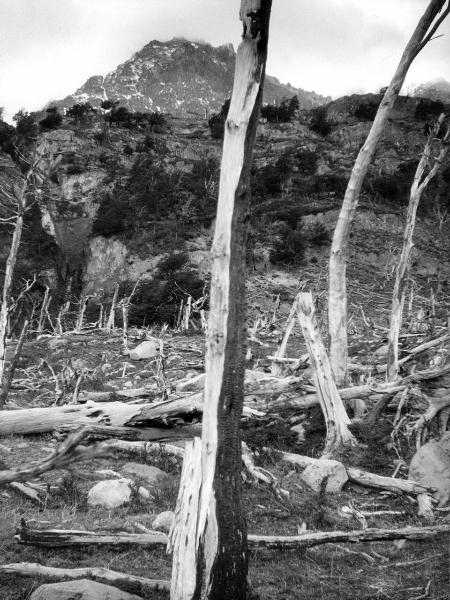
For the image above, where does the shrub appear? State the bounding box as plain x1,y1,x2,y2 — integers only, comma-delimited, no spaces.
415,98,444,121
66,102,95,120
93,193,130,237
261,95,299,123
208,98,231,139
309,106,332,136
270,223,306,265
353,100,379,121
305,221,330,245
314,173,348,194
126,252,207,326
294,149,317,175
39,108,63,130
370,174,400,201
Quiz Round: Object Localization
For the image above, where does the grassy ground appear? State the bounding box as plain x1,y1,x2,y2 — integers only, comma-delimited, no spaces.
0,274,449,599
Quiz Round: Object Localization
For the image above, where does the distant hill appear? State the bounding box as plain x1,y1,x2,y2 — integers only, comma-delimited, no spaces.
50,38,331,116
413,79,450,104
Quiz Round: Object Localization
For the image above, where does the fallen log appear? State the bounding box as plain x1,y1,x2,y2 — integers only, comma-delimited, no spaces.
270,449,434,496
0,563,169,594
17,522,450,551
1,364,447,436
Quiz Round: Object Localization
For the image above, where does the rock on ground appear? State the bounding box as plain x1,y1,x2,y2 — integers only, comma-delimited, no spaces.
152,510,175,533
129,339,161,361
121,462,169,487
301,459,348,494
30,579,142,599
87,478,133,509
409,432,450,506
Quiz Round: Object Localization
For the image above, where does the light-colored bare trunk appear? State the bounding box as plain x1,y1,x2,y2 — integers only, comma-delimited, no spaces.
170,3,272,598
105,283,119,332
296,292,356,457
387,114,449,381
328,0,449,385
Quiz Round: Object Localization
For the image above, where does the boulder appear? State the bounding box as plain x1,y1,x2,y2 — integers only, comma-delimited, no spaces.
290,423,306,444
87,478,133,509
129,339,161,361
152,510,175,533
30,579,142,600
121,462,169,487
301,459,348,494
409,433,450,506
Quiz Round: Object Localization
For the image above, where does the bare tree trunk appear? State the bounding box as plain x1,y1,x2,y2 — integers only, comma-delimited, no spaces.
0,318,29,408
387,115,449,381
328,0,449,385
170,2,272,598
296,292,355,457
0,179,28,393
37,286,50,333
105,283,119,332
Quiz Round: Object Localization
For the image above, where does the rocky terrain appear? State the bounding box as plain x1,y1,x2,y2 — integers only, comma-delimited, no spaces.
52,38,330,117
0,40,450,600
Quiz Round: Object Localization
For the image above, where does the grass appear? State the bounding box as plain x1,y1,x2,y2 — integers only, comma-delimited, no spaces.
1,326,449,599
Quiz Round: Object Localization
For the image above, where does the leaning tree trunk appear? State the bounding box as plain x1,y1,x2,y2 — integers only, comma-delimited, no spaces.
328,0,449,386
387,114,449,381
170,2,272,599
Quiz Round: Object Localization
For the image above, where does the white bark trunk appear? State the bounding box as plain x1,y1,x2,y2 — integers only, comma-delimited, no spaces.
328,0,449,386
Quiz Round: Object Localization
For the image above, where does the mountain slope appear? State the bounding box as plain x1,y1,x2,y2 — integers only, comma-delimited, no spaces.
53,38,330,116
413,79,450,103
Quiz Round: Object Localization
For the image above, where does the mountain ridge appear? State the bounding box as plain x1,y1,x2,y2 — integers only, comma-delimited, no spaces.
51,37,331,116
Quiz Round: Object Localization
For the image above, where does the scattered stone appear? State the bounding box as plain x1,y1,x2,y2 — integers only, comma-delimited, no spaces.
30,579,142,600
152,510,175,533
122,462,169,487
87,478,133,509
16,443,28,450
290,423,306,444
301,459,348,494
373,344,389,357
409,432,450,506
94,469,123,480
129,339,162,361
138,486,151,501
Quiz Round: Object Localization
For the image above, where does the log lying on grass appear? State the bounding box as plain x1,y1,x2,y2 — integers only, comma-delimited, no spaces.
1,364,448,436
16,522,450,550
270,449,435,496
0,563,170,594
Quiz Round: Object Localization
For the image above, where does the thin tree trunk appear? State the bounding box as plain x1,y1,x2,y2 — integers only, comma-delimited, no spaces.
170,2,272,598
37,286,50,333
105,283,119,332
0,181,28,393
0,318,29,408
296,292,356,457
328,0,449,386
387,114,449,381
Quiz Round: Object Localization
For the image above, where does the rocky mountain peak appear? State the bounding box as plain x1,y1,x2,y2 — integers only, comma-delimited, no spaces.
53,38,331,117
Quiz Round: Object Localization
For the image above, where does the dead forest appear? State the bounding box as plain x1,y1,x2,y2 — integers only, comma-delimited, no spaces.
1,1,450,599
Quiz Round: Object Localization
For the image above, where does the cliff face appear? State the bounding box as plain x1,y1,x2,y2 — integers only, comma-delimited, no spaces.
55,38,330,116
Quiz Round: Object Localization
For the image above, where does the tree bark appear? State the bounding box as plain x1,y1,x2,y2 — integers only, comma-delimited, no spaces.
328,0,449,386
0,318,29,408
386,114,449,381
17,523,450,550
296,292,356,457
170,3,272,599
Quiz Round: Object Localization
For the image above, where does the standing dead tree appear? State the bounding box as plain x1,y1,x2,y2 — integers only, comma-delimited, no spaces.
328,0,450,386
0,157,40,404
170,2,273,599
387,115,449,381
296,292,356,457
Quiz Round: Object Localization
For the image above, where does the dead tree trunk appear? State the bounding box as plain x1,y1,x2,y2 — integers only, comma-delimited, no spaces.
296,292,356,457
387,115,449,381
0,318,29,408
328,0,450,386
170,2,272,598
0,172,33,398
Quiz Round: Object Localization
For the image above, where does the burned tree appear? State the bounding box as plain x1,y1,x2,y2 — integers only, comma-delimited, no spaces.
170,1,272,599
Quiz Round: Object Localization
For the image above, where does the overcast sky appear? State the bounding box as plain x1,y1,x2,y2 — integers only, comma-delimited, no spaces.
1,0,449,121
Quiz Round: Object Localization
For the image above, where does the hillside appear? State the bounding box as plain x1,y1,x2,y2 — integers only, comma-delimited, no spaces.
51,38,330,117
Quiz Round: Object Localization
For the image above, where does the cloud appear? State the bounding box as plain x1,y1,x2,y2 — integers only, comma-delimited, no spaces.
0,0,449,119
